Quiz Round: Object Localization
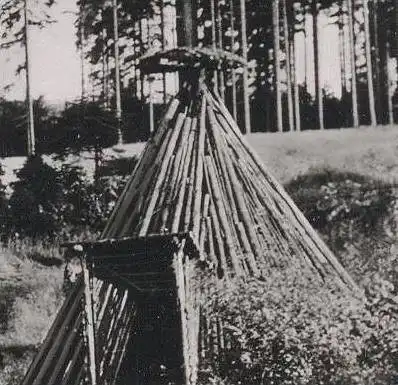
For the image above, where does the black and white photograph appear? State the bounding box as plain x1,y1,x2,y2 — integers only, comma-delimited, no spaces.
0,0,398,384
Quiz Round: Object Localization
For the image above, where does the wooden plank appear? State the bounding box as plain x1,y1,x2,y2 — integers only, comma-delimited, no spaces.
82,258,97,385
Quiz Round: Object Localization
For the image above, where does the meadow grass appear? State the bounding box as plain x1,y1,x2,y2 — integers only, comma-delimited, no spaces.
0,245,64,347
247,125,398,184
1,125,397,384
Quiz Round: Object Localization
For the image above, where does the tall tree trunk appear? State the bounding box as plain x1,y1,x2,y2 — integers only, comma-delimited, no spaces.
24,0,35,156
282,0,294,131
273,0,283,132
160,0,167,103
179,0,196,47
217,1,226,100
347,0,359,127
240,0,251,133
113,0,123,144
139,19,145,101
291,39,301,131
304,4,309,94
339,0,349,126
339,0,347,97
370,0,382,123
363,0,377,126
149,77,154,134
230,0,238,121
210,0,218,90
101,24,108,108
79,2,86,105
386,41,394,125
312,0,324,130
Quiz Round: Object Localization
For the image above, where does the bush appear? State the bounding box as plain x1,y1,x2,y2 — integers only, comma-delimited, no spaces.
285,169,397,280
199,266,398,385
8,156,64,238
5,156,132,240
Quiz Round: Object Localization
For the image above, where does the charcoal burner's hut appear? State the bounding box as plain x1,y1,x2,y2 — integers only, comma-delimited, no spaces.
20,3,357,384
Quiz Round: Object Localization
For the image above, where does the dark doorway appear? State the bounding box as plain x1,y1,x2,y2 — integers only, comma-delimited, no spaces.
116,290,184,385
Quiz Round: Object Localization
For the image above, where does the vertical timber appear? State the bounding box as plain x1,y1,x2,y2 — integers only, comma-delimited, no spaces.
24,0,35,156
347,0,359,127
81,258,97,385
230,0,238,121
113,0,123,144
240,0,251,133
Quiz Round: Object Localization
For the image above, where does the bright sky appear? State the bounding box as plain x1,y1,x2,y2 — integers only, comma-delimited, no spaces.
0,0,81,103
0,1,342,104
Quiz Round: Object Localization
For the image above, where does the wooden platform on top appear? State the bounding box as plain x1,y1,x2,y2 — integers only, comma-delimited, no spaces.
138,47,247,74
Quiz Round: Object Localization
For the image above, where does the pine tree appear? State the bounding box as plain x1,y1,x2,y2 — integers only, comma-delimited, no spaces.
273,0,283,132
347,0,359,127
0,0,55,155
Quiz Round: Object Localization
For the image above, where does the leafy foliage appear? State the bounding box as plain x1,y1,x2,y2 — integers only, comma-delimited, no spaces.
195,170,398,385
285,169,397,281
8,155,64,238
199,266,398,385
0,97,58,157
53,101,119,156
5,154,134,240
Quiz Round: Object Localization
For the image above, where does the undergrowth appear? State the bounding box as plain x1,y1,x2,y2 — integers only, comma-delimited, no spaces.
1,166,398,385
0,247,64,384
198,266,398,385
286,169,398,282
196,169,398,385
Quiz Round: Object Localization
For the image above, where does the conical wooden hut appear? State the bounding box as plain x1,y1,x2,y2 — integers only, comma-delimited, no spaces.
20,79,357,385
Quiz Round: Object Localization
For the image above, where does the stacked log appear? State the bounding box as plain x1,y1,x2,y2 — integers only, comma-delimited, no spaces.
21,82,357,385
102,83,356,290
99,82,357,384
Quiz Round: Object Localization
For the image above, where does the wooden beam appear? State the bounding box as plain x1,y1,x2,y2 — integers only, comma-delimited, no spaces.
81,258,97,385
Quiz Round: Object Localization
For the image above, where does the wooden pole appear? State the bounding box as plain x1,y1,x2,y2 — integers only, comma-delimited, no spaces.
149,76,155,134
81,258,97,385
113,0,123,144
24,0,35,156
240,0,251,133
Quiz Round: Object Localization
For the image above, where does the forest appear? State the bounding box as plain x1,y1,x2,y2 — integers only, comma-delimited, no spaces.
0,0,397,157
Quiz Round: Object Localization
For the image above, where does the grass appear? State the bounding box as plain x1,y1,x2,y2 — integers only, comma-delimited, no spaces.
1,125,397,384
2,125,397,187
247,125,398,184
0,248,64,347
0,245,64,384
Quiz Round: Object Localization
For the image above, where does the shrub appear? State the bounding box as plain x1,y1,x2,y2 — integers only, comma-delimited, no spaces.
198,266,398,385
5,157,131,240
285,169,397,280
8,155,64,238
